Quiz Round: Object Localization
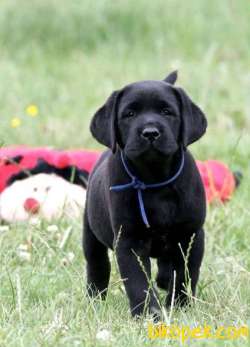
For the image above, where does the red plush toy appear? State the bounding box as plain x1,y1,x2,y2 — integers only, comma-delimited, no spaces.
196,160,237,203
0,146,239,223
0,146,101,192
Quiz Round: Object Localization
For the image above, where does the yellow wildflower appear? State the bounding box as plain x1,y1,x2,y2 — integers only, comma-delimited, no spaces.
11,117,21,128
26,104,39,117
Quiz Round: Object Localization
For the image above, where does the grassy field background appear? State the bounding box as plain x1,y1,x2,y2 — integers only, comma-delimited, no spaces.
0,0,250,346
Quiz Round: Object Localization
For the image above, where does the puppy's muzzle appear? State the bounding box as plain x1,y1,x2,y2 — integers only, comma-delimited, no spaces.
141,127,160,143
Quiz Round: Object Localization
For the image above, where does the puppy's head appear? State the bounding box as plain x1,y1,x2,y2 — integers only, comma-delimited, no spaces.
90,71,207,160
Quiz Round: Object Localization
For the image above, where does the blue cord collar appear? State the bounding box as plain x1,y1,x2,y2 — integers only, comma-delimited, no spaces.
110,147,185,228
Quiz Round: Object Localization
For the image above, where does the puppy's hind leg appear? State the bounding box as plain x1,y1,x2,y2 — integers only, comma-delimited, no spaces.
165,230,205,307
83,214,111,299
156,257,174,293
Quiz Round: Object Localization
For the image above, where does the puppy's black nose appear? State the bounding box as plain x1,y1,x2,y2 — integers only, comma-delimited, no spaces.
141,127,160,142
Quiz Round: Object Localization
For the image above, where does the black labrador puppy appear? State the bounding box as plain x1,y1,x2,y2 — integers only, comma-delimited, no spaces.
83,71,207,318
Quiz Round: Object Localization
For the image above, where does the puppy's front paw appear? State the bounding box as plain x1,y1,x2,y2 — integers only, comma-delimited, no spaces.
131,303,162,323
148,305,162,322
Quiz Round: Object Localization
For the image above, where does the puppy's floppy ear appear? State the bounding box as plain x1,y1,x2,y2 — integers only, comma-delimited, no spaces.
90,91,120,153
175,87,207,147
163,70,178,85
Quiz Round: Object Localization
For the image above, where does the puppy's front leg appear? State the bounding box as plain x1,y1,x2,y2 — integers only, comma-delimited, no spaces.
116,240,160,318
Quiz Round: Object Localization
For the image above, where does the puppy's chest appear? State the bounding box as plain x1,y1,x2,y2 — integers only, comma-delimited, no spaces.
141,190,180,227
114,187,197,229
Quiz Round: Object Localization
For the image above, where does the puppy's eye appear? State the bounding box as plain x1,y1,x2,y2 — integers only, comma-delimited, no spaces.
161,108,172,116
125,110,135,118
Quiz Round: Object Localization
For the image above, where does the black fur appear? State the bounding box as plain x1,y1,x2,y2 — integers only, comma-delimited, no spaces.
4,155,23,165
83,71,207,318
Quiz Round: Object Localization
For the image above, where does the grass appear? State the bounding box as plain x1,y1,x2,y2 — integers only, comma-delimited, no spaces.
0,0,250,346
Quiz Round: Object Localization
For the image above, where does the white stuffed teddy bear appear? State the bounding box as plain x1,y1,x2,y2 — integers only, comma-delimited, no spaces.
0,173,86,223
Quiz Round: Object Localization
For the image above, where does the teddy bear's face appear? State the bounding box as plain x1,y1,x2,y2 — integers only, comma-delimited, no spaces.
0,173,86,223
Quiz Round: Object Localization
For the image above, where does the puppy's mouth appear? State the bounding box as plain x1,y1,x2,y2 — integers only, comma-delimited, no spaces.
124,140,178,160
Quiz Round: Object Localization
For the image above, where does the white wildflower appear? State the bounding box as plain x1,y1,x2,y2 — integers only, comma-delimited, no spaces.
47,224,59,232
61,251,75,266
96,329,112,341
